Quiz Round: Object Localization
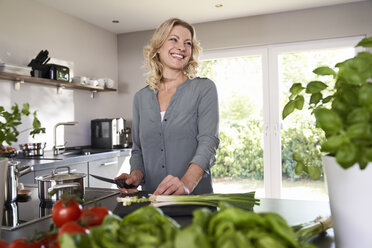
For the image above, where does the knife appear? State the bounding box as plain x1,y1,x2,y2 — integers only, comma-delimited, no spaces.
90,174,136,189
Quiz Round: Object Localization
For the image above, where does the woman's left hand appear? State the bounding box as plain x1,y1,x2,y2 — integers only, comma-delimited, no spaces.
154,175,190,195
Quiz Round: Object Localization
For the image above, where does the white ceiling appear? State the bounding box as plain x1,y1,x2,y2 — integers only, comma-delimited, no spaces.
35,0,365,34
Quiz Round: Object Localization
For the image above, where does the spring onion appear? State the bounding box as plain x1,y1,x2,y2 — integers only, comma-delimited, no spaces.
117,192,260,211
292,216,332,243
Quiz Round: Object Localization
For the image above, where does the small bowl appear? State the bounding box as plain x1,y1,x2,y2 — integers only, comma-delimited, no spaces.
88,79,98,86
97,79,105,88
72,76,89,84
105,79,114,88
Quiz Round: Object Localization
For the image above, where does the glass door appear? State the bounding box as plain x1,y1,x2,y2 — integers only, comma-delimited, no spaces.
199,36,363,200
273,36,364,200
200,48,267,198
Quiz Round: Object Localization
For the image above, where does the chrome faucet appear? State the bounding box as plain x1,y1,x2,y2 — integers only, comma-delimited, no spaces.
53,121,78,155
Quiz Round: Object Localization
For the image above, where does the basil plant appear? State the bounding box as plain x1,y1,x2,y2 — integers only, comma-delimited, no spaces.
282,36,372,178
0,103,45,150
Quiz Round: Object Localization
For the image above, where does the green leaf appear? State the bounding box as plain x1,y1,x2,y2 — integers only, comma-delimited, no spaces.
336,143,358,169
340,87,359,106
358,153,369,170
282,100,296,120
331,97,350,115
294,162,304,175
307,166,321,180
60,233,91,248
289,83,305,97
366,148,372,161
21,103,30,116
314,108,342,135
292,152,302,162
305,81,327,94
339,67,364,85
310,92,322,105
356,36,372,47
322,95,333,104
353,52,372,78
313,66,336,77
175,226,211,248
359,83,372,107
346,123,370,139
320,135,344,153
346,107,370,125
294,95,304,110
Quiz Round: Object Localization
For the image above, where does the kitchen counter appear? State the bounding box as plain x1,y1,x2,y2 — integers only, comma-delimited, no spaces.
113,193,335,248
10,148,132,186
13,148,131,169
1,187,335,247
0,185,120,242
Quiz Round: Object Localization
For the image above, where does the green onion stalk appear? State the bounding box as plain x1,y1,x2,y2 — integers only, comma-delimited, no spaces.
117,192,260,211
292,216,332,244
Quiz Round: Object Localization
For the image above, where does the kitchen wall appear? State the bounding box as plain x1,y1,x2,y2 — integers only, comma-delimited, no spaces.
117,1,372,122
1,0,372,150
0,0,118,149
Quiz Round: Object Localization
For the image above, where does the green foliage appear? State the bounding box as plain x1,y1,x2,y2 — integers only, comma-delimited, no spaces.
0,103,45,148
211,115,324,180
199,57,325,180
282,36,372,170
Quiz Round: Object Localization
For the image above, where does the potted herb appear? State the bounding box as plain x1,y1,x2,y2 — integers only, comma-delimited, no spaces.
282,36,372,248
0,103,45,155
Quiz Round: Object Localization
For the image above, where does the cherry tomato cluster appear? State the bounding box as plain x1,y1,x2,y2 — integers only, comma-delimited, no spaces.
1,198,111,248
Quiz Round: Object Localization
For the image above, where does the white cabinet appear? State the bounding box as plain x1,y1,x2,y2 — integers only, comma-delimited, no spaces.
88,157,121,189
88,152,131,189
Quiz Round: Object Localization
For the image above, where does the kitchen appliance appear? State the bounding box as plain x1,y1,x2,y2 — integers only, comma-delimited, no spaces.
90,174,136,189
2,159,33,203
122,127,132,148
28,50,70,81
91,118,125,149
19,143,46,157
32,64,69,81
35,166,86,201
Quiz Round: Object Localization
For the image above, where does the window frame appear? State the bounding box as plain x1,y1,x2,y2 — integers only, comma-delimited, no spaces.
200,35,364,198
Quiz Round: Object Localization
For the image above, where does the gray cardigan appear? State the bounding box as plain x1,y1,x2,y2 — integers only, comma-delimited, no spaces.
129,77,220,194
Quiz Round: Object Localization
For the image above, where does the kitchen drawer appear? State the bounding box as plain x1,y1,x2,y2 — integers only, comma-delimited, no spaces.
88,157,122,188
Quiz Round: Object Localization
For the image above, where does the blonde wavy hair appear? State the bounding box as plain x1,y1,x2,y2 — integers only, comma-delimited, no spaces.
143,18,202,91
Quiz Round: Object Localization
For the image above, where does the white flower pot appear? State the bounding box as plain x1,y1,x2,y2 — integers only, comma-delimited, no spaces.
323,156,372,248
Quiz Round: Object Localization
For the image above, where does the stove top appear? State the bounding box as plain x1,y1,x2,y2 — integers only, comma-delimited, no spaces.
1,185,119,230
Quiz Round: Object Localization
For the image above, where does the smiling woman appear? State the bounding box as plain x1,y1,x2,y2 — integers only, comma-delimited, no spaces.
115,18,219,196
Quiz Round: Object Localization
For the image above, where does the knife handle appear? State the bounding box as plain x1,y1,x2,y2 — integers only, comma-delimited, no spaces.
114,179,136,189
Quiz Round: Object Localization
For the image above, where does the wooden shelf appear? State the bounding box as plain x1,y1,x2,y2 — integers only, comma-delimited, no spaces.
0,71,117,92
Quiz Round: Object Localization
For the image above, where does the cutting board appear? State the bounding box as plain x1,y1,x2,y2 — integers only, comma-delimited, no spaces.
113,191,216,218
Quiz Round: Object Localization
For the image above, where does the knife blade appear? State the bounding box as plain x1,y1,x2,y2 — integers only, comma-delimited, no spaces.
90,174,136,189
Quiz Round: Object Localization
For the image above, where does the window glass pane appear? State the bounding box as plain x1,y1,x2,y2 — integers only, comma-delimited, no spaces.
279,47,356,201
199,56,264,198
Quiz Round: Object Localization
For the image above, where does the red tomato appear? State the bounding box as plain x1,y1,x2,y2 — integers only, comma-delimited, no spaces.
49,243,60,248
52,198,82,227
8,238,30,248
79,206,111,227
29,233,58,248
28,240,42,248
43,233,58,247
0,239,8,248
58,221,88,240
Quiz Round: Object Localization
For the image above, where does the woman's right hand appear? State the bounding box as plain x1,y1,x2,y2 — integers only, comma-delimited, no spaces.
114,170,143,194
